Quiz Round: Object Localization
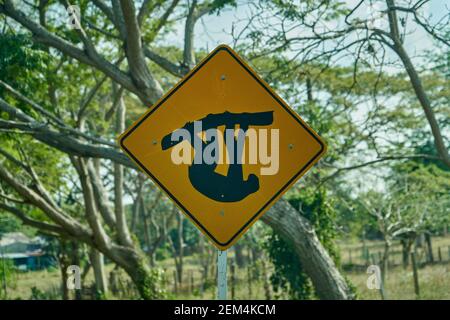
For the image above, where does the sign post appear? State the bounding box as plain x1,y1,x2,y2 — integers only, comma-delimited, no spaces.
217,250,227,300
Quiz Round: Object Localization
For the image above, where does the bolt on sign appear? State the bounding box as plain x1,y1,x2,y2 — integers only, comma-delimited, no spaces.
119,45,326,250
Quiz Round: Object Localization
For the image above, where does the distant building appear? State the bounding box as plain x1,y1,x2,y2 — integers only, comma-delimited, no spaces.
0,232,54,271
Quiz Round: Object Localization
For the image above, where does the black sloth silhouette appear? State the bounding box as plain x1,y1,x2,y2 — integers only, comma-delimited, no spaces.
161,111,274,202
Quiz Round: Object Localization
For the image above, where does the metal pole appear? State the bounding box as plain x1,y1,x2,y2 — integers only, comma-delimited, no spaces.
217,249,227,300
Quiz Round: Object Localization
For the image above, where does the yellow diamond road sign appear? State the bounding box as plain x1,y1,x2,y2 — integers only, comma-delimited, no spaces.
119,45,326,250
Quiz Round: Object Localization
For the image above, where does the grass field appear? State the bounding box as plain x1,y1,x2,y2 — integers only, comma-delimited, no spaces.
348,263,449,300
3,236,450,300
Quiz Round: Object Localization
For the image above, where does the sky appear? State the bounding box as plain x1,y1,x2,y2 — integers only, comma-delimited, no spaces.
163,0,449,65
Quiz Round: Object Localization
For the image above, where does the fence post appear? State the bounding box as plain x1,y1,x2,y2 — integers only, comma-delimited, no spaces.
190,270,194,294
349,249,352,265
230,260,236,300
173,270,178,294
379,277,387,300
365,248,370,265
247,265,252,298
438,247,442,262
411,252,420,299
371,253,377,265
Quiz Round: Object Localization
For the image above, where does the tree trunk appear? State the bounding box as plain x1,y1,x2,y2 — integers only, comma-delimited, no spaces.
71,242,82,300
60,263,70,300
141,197,153,264
401,236,414,269
381,240,390,283
57,241,71,300
250,246,262,266
175,214,184,284
125,261,158,299
261,258,272,300
89,248,108,297
198,237,211,293
233,242,246,268
401,239,409,268
425,233,434,263
130,175,145,233
262,199,352,300
416,233,425,248
130,194,140,233
113,89,132,247
108,247,161,300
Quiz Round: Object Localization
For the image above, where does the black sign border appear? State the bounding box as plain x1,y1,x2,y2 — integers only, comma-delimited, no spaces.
120,46,325,247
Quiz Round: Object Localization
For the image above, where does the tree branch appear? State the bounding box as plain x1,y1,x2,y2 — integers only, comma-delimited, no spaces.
0,164,92,240
0,97,132,166
143,47,188,77
87,160,117,229
386,0,450,168
0,88,115,147
321,154,441,183
71,157,112,250
0,202,68,237
183,0,198,69
0,0,140,100
112,83,133,246
118,0,163,104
